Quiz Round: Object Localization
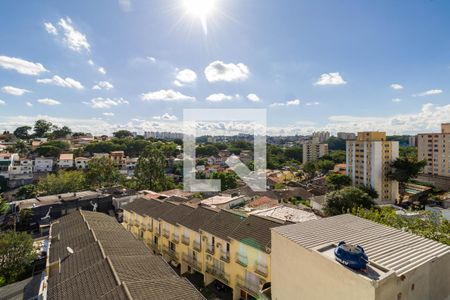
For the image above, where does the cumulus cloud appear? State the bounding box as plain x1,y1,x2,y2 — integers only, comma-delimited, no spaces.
174,69,197,87
92,81,114,90
392,98,402,103
0,55,48,76
305,101,320,106
103,112,115,116
55,17,90,52
98,67,106,74
247,93,260,102
315,72,347,86
88,59,94,66
147,56,156,63
37,75,84,90
44,22,58,35
390,83,403,90
206,93,240,102
84,97,129,109
141,89,195,101
204,61,250,82
26,102,33,107
1,86,31,96
38,98,61,106
0,100,5,105
153,113,178,121
269,99,300,107
414,89,443,97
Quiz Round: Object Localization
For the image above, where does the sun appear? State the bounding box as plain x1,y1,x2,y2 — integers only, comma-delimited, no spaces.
183,0,216,34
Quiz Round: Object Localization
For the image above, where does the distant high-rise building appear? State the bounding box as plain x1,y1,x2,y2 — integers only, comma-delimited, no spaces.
144,131,183,140
346,132,399,204
409,135,417,147
417,123,450,177
312,131,330,143
303,137,329,163
337,132,356,140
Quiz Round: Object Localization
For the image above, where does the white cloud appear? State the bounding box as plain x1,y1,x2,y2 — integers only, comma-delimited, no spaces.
119,0,132,11
38,98,61,106
103,112,115,116
26,102,33,107
0,100,5,105
44,22,58,35
0,55,48,76
392,98,402,103
98,67,106,74
153,113,178,121
84,97,129,109
414,89,443,97
147,56,156,63
174,69,197,87
206,93,240,102
88,59,94,65
92,81,114,90
269,99,301,107
315,72,347,86
306,101,320,106
37,75,84,90
1,86,31,96
57,17,90,52
141,89,195,101
204,61,250,82
247,93,260,102
390,83,403,90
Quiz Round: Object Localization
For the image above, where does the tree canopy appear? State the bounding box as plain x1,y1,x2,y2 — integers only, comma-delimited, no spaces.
389,157,426,186
135,145,172,191
33,120,53,137
113,130,134,138
325,137,346,151
13,126,31,140
325,173,352,191
86,157,124,188
211,171,238,191
324,186,375,216
37,170,87,195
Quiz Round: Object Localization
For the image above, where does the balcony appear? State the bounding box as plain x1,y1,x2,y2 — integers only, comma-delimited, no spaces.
206,245,215,255
162,229,170,238
146,224,153,232
172,234,179,244
154,230,161,237
235,253,248,267
182,235,190,246
150,242,160,253
236,275,260,298
182,254,202,271
220,252,230,263
254,263,268,277
193,240,201,252
162,245,179,261
205,264,230,285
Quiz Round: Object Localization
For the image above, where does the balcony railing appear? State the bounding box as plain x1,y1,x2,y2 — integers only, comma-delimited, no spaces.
235,253,248,267
182,235,190,246
193,240,201,252
146,224,153,232
220,252,230,263
205,264,229,285
154,230,161,237
150,242,160,253
206,245,215,255
172,234,179,244
162,229,170,238
254,263,268,277
182,254,202,271
236,275,260,298
162,245,179,261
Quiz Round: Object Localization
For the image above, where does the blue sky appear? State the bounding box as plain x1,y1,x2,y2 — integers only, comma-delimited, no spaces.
0,0,449,135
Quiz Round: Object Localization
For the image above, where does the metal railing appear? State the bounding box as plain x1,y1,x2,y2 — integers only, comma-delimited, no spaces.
182,235,190,245
172,234,179,244
162,245,179,260
206,245,215,255
235,253,248,267
205,264,229,284
182,253,202,271
254,263,268,277
220,252,230,263
236,275,260,298
193,240,201,252
162,229,170,238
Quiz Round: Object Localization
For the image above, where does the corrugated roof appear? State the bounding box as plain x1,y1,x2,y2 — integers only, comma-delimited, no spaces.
200,210,246,241
159,204,195,225
272,214,450,275
170,206,219,232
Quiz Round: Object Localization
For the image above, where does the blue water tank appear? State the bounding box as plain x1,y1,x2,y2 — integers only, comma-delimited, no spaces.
334,241,368,270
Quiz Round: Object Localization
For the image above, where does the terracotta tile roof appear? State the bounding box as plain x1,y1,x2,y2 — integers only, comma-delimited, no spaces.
247,196,278,208
59,153,73,160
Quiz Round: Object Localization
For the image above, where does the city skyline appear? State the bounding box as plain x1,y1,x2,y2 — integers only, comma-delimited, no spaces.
1,0,450,135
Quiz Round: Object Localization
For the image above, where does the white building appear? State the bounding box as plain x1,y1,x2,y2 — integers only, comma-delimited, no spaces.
74,157,90,169
303,137,329,163
9,159,33,180
58,153,74,169
0,153,18,179
201,194,246,209
34,157,54,173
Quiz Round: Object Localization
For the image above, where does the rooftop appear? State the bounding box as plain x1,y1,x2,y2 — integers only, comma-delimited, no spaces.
250,205,319,223
59,153,73,160
272,214,450,276
201,194,243,206
13,191,104,209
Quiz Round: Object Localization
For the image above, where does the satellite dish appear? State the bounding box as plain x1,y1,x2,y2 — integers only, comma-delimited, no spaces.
66,247,74,255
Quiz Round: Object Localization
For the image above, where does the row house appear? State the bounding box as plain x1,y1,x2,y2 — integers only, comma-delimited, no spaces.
58,153,74,168
74,157,90,169
122,198,286,300
0,153,18,178
34,157,54,172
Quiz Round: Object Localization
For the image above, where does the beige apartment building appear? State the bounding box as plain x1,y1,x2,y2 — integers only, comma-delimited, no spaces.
303,137,329,163
417,123,450,178
346,132,399,203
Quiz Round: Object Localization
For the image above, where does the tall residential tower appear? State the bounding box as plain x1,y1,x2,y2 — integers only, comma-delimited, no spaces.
417,123,450,177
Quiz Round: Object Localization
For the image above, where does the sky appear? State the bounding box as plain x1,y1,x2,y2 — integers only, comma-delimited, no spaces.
0,0,450,136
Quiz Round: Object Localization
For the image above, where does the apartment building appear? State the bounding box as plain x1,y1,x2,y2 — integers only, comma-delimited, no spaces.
110,150,125,168
0,152,18,178
302,137,329,163
34,157,53,172
346,132,399,203
8,158,33,187
312,131,330,143
57,153,74,168
122,198,285,300
271,214,450,300
74,157,90,169
417,123,450,177
337,132,356,140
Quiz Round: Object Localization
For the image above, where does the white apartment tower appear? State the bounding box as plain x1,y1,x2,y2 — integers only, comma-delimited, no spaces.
346,132,399,203
417,123,450,177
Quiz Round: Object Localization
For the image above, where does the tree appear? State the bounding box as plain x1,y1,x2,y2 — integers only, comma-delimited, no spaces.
15,185,37,200
303,161,317,179
329,150,346,163
196,144,219,157
113,130,134,139
316,159,335,174
284,147,302,162
0,231,37,286
389,157,427,190
0,176,7,193
11,140,30,156
326,137,346,151
325,173,352,190
37,170,87,195
34,120,53,137
211,171,238,191
324,186,375,216
34,140,70,157
13,126,31,140
135,145,171,191
0,194,8,215
358,184,379,199
52,126,72,139
399,146,417,160
86,157,124,188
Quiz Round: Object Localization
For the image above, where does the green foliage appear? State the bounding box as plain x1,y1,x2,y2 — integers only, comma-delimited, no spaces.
86,157,124,188
325,173,352,190
351,207,450,246
0,194,9,214
0,176,7,193
399,146,417,160
13,126,31,140
302,161,317,178
84,141,126,155
34,140,70,157
196,144,219,157
329,150,346,163
274,182,286,190
325,137,346,151
15,185,37,200
113,130,134,138
11,140,30,156
211,171,238,191
357,184,379,199
38,170,87,195
324,186,375,216
33,119,53,137
389,157,427,185
0,231,37,286
135,145,173,191
156,142,180,157
51,126,72,139
316,159,335,173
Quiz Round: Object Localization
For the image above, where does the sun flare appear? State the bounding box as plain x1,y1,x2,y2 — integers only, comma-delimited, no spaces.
183,0,216,34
